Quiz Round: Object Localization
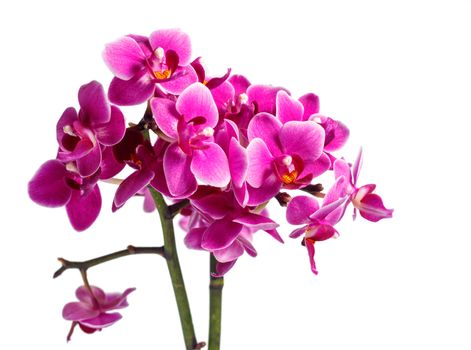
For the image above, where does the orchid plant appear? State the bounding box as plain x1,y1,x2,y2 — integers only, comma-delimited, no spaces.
28,28,393,350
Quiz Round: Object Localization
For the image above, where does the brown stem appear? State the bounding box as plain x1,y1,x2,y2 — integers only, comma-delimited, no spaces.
53,245,165,279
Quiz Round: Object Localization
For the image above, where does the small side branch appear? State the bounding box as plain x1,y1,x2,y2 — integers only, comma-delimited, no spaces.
53,245,165,279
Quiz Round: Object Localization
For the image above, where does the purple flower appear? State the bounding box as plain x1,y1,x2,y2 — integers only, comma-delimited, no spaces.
334,149,393,222
151,83,230,197
56,81,126,177
103,29,198,105
286,178,349,274
182,188,283,275
63,285,135,341
245,112,327,205
28,160,101,231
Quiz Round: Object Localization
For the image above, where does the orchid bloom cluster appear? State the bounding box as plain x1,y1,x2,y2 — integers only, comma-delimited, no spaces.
28,28,392,342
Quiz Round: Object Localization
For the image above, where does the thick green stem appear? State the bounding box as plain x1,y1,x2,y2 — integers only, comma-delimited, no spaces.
149,188,197,350
208,254,223,350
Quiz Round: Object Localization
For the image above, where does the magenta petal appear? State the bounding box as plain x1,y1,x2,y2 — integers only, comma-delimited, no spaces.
246,138,274,188
163,143,197,197
323,176,348,206
280,121,325,161
310,196,348,222
191,193,233,220
56,107,78,149
176,83,218,127
28,160,72,207
78,81,111,125
357,193,393,222
100,146,125,180
63,302,99,321
76,144,102,177
108,71,155,106
228,138,248,188
150,97,179,140
184,227,206,250
264,228,284,243
191,143,230,188
211,80,235,113
299,93,320,120
247,85,289,115
114,168,155,208
276,90,304,123
201,217,243,250
307,224,339,242
233,182,249,208
95,106,126,146
102,288,136,310
238,235,258,257
246,174,281,206
103,36,146,80
160,65,198,95
76,285,106,304
149,29,192,66
233,213,279,231
352,147,363,185
247,112,282,155
81,312,122,329
66,186,101,231
213,260,237,277
57,138,94,163
306,240,318,274
301,153,331,179
324,120,349,152
333,158,352,184
213,240,244,263
289,226,307,239
229,74,251,96
286,196,319,225
143,190,156,212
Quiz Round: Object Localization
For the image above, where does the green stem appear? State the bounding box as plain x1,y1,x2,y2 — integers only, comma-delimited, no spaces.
208,254,223,350
149,188,198,350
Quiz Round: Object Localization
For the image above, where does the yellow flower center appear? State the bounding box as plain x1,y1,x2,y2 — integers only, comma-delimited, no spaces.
154,69,172,80
281,170,298,184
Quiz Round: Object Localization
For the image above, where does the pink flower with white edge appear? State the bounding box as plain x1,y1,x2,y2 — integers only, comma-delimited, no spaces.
103,29,198,105
334,149,393,222
63,285,135,341
151,83,231,197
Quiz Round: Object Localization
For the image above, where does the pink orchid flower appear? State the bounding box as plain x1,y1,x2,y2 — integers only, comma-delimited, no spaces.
56,81,126,177
334,149,393,222
245,112,327,205
28,160,102,231
286,177,349,274
103,29,198,105
151,83,230,197
63,285,135,341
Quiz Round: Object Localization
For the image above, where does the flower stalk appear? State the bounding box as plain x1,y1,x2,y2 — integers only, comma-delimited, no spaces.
208,254,224,350
149,187,198,350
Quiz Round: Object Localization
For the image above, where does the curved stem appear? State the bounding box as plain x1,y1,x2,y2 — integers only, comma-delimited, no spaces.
53,245,165,278
208,254,223,350
149,188,198,350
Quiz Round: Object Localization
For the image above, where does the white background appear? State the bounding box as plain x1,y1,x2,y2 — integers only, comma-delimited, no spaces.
1,0,470,349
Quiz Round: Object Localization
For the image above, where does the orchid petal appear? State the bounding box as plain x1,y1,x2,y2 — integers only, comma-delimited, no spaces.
163,143,197,197
184,227,206,250
191,143,230,188
201,217,243,250
62,302,99,321
114,168,155,208
151,97,179,140
286,196,319,225
176,83,218,127
66,186,101,231
78,81,111,125
108,71,154,106
246,138,274,188
280,121,325,161
160,65,198,95
247,112,282,155
149,29,192,66
103,36,146,80
233,213,279,231
76,144,102,177
276,90,304,123
28,160,72,207
213,240,244,263
95,106,126,146
299,93,320,120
